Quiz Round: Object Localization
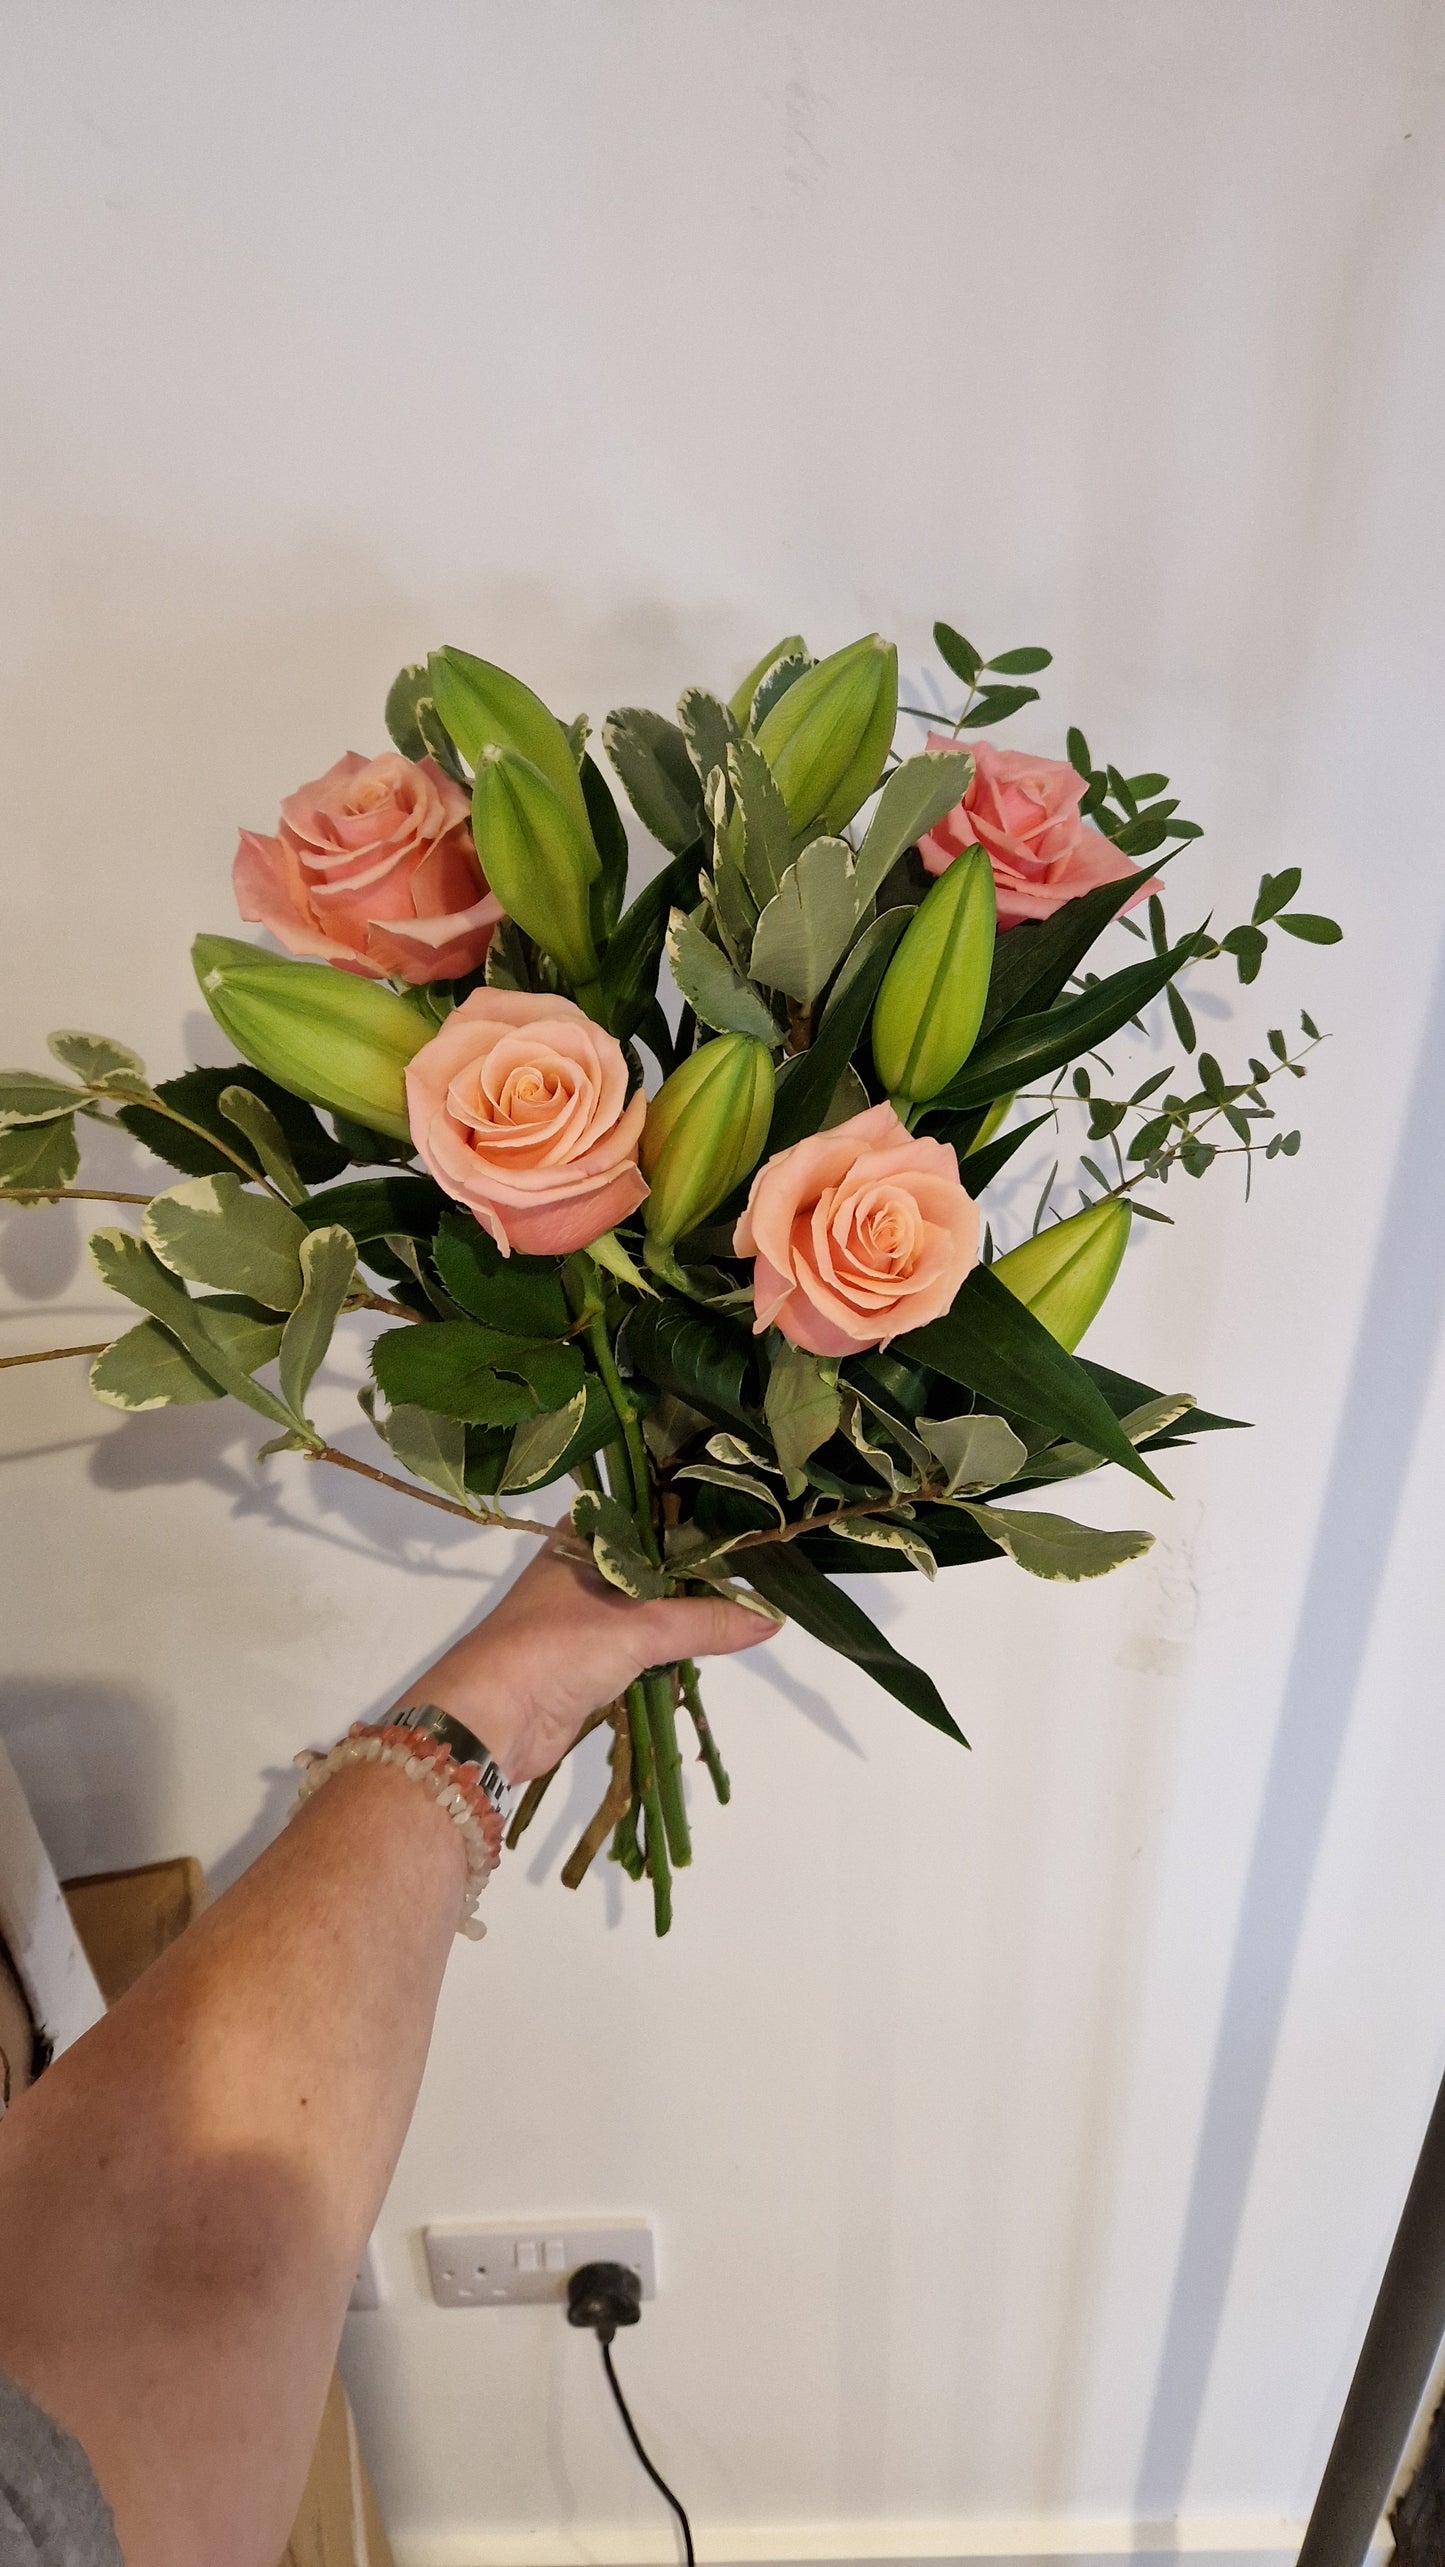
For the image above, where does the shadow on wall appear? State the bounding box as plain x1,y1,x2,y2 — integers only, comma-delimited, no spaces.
1135,916,1445,2524
0,1678,169,1882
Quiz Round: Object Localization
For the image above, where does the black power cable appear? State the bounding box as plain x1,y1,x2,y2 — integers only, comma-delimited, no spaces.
566,2260,696,2566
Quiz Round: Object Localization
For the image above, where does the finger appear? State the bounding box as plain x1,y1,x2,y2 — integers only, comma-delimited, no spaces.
642,1593,782,1663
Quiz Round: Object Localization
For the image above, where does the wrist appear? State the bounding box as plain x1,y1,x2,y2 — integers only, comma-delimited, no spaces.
389,1668,530,1781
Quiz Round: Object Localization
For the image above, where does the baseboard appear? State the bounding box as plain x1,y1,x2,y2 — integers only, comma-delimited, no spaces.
390,2511,1364,2565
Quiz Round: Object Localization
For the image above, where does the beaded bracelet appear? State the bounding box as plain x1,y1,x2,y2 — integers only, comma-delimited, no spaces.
292,1719,508,1940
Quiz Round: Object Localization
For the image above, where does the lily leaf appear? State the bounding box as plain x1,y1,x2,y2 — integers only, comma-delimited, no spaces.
934,938,1198,1112
741,1541,965,1743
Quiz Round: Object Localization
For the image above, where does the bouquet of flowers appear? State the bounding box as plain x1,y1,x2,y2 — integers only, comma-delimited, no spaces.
1,625,1339,1931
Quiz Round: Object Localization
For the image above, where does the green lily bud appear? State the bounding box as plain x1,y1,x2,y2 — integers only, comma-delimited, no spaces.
754,633,899,836
641,1034,776,1247
470,744,602,1000
192,936,431,1141
728,634,807,728
427,645,594,846
990,1197,1132,1351
871,846,996,1104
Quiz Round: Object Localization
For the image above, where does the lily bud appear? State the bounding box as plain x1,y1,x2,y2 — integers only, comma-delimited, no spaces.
641,1034,776,1247
427,646,594,846
470,744,602,1000
754,633,899,836
871,846,996,1103
192,935,431,1140
990,1197,1132,1351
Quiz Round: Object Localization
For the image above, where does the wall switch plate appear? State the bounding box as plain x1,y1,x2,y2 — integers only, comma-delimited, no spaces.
423,2221,656,2309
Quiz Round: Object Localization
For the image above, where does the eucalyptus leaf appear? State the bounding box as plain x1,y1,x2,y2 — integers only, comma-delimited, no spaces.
919,1412,1028,1494
143,1174,308,1311
750,837,861,1003
666,908,780,1042
219,1085,307,1204
727,739,794,906
502,1387,589,1490
602,707,705,855
379,1401,469,1501
0,1115,79,1194
571,1487,667,1600
278,1226,355,1419
47,1031,147,1088
959,1502,1153,1581
763,1342,841,1498
0,1070,84,1128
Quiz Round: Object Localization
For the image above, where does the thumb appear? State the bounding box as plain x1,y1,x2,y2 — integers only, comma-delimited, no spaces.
642,1592,782,1665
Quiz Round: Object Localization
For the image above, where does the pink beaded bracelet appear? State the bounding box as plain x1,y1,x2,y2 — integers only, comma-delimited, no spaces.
292,1719,507,1939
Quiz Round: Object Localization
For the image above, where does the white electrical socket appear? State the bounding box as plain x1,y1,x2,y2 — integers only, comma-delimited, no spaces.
423,2221,655,2309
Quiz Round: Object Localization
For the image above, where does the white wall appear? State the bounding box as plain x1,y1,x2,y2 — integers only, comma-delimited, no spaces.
2,4,1443,2560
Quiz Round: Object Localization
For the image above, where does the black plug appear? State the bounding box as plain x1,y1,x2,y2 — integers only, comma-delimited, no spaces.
566,2259,642,2346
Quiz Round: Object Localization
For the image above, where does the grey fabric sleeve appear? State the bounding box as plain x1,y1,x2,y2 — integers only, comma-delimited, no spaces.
0,2374,122,2567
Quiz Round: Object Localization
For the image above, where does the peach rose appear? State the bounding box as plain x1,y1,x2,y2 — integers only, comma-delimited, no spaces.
918,732,1153,928
734,1101,978,1356
406,989,648,1257
235,750,502,984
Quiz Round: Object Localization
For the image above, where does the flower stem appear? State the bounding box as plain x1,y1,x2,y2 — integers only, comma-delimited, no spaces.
625,1677,672,1935
0,1341,112,1370
611,1793,645,1881
586,1316,661,1563
643,1665,691,1867
1,1187,154,1205
562,1707,633,1889
680,1657,731,1804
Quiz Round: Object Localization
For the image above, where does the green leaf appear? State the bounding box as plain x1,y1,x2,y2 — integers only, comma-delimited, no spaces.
728,636,808,728
87,1229,295,1428
428,646,592,841
602,706,705,855
750,836,861,1003
935,940,1197,1112
432,1211,572,1338
742,1541,966,1743
928,1108,1051,1196
384,663,431,760
849,750,975,910
278,1225,355,1418
1276,912,1343,944
581,752,630,939
918,1412,1027,1493
143,1173,308,1310
571,1487,666,1600
748,653,811,733
47,1031,146,1088
979,869,1155,1039
900,1264,1169,1494
957,683,1039,728
600,844,705,1042
218,1085,307,1204
626,1296,756,1432
836,1519,938,1576
0,1070,84,1128
371,1318,584,1425
666,907,780,1043
117,1066,349,1184
1066,728,1092,778
298,1175,448,1244
0,1115,79,1195
767,909,910,1153
985,645,1052,675
933,622,981,685
959,1502,1153,1580
502,1387,589,1491
727,739,794,907
1251,867,1302,923
377,1400,469,1501
677,687,740,790
763,1341,841,1497
1167,982,1197,1051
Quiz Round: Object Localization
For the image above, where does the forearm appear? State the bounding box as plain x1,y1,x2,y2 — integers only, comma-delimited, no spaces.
0,1759,464,2567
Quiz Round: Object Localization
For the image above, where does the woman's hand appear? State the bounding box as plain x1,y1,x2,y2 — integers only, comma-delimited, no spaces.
391,1535,779,1781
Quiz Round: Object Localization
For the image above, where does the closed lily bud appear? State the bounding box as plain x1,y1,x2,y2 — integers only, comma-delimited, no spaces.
192,935,431,1140
754,633,899,836
872,846,996,1104
642,1034,776,1247
427,646,594,846
470,744,602,1001
990,1196,1132,1351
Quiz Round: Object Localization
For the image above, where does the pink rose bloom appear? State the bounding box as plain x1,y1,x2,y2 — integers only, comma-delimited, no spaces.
734,1101,979,1357
235,750,502,983
918,732,1154,928
406,989,648,1257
